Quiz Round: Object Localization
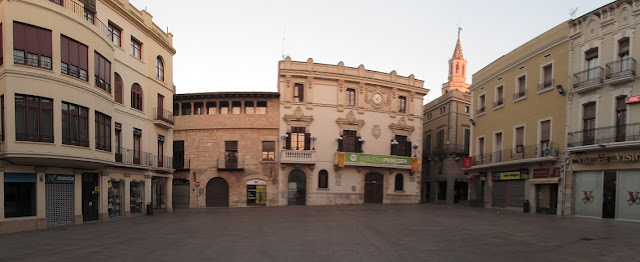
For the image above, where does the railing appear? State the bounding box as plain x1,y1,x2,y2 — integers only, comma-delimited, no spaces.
115,147,153,167
430,144,468,156
55,0,112,42
217,158,245,170
538,79,554,91
471,142,559,166
513,89,527,100
476,106,486,115
173,158,190,170
154,107,174,125
493,99,504,108
281,150,315,163
573,67,604,92
154,155,173,169
606,58,636,82
568,122,640,147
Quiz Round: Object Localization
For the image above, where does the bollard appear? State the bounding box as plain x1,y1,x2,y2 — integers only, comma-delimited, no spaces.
147,203,153,216
523,200,530,213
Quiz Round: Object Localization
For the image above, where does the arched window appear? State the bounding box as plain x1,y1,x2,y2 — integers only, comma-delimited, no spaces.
394,174,404,191
114,73,123,104
318,169,328,189
156,56,164,81
131,83,143,111
462,65,465,76
456,63,459,74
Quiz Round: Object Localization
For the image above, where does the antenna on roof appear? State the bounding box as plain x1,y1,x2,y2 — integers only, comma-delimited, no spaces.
282,25,286,59
570,7,579,18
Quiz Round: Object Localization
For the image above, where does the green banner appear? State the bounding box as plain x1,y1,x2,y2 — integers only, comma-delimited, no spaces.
344,153,412,166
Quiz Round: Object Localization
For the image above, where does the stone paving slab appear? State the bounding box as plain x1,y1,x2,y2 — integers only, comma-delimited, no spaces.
0,204,639,262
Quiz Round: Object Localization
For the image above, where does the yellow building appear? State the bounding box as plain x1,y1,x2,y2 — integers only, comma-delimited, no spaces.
467,22,570,214
278,57,427,205
0,0,175,233
565,0,640,221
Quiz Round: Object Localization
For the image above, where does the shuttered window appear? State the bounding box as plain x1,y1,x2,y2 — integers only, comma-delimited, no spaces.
540,120,551,142
60,35,88,81
94,52,111,93
114,73,123,104
294,83,304,102
515,127,524,153
618,38,629,56
131,83,143,111
583,103,596,145
585,48,598,60
95,111,111,152
13,22,52,69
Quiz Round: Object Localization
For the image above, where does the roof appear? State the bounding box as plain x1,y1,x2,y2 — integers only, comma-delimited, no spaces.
174,92,280,100
452,39,464,59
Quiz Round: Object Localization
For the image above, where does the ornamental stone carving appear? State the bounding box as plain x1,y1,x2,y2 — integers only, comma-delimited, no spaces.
372,125,382,139
388,117,414,136
284,106,314,126
336,110,365,131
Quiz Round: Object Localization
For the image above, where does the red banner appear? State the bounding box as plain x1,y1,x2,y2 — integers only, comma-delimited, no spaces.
411,158,419,173
336,152,345,168
462,157,473,168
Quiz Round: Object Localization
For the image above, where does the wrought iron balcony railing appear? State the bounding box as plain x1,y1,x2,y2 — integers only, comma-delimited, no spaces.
539,79,554,91
217,158,245,170
470,142,559,166
430,144,469,156
154,107,174,125
568,122,640,147
493,99,504,108
573,67,604,92
513,89,527,100
606,58,636,84
173,158,190,171
476,106,486,115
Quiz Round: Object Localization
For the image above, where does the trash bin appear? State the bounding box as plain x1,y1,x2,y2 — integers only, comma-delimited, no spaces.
523,200,530,213
147,203,153,216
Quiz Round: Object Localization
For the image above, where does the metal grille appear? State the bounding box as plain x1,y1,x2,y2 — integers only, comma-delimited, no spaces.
46,183,74,226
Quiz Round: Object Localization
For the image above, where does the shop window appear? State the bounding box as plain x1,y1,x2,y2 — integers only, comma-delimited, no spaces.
262,141,275,161
4,173,37,218
108,180,123,217
130,83,143,111
256,101,267,114
15,94,53,142
287,126,309,150
438,181,447,200
131,37,142,59
13,22,52,70
294,83,304,102
181,102,191,115
130,182,145,214
62,101,89,147
232,101,242,114
398,96,407,113
206,101,217,114
346,88,356,106
395,174,404,191
247,180,266,206
219,101,229,114
193,102,204,115
94,52,111,93
114,73,123,104
60,35,88,81
95,111,111,152
245,101,255,114
107,22,121,47
318,170,329,189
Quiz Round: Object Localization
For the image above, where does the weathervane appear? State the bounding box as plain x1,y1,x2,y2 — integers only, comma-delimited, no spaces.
456,24,462,39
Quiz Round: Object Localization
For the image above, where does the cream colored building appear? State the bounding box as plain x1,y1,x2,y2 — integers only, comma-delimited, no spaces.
467,22,570,214
172,92,280,208
0,0,175,233
422,33,472,205
277,57,427,205
565,0,640,222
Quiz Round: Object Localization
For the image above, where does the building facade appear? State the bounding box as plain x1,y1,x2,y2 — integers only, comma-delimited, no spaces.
422,34,472,205
467,22,570,214
0,0,176,233
172,92,280,208
565,0,640,221
277,57,427,205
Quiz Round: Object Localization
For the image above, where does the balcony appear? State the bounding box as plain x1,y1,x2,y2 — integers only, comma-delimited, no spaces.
53,0,113,42
567,122,640,149
281,150,316,164
538,79,554,92
173,158,191,171
468,142,559,169
573,67,604,93
430,144,469,156
217,158,245,171
115,147,172,171
476,106,486,115
154,107,174,129
605,58,636,85
493,99,504,109
513,89,527,101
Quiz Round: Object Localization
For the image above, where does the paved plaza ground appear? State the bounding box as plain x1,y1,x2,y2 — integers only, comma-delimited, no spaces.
0,204,639,262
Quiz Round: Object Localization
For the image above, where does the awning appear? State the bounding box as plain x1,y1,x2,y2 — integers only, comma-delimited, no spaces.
529,177,560,184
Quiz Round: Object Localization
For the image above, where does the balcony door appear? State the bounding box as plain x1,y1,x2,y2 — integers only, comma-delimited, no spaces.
586,48,599,80
225,141,238,169
157,94,164,119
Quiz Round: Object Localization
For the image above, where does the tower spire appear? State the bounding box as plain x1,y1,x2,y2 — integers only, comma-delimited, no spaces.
441,26,469,95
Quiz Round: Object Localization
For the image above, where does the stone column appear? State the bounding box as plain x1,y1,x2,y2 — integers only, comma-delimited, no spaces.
74,170,83,225
145,174,152,213
124,174,131,217
165,176,173,212
100,172,109,221
35,167,47,229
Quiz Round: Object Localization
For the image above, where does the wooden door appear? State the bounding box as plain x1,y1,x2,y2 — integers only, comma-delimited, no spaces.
206,177,229,207
82,173,99,222
365,173,384,203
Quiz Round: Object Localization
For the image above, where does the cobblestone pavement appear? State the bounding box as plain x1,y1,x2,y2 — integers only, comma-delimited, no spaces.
0,204,639,262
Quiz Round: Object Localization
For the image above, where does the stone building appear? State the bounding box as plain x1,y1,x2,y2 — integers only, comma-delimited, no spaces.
172,92,280,208
565,0,640,221
277,57,427,205
467,21,569,214
422,32,472,205
0,0,175,233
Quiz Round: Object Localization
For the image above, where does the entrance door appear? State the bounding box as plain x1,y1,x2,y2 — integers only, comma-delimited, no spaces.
152,178,165,209
206,177,229,207
365,173,384,203
81,173,99,222
288,169,306,205
602,171,617,219
536,184,558,214
172,179,190,208
46,175,75,226
422,182,430,203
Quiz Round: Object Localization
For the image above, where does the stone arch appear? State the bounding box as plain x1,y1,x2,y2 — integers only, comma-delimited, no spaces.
287,169,306,205
206,177,229,207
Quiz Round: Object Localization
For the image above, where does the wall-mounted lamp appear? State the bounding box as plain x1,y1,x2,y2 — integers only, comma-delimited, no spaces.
391,139,399,145
336,136,343,142
556,85,565,96
311,136,317,150
470,119,476,126
280,134,288,140
358,137,365,143
412,143,419,157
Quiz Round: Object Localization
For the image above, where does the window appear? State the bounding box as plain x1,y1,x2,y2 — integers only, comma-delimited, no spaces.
541,64,553,90
464,129,470,155
540,120,551,156
114,73,123,104
158,135,165,167
173,103,179,116
494,132,503,162
49,0,62,5
395,174,404,191
616,96,627,142
194,102,204,115
391,135,411,156
219,101,229,114
478,95,486,114
585,48,599,80
62,102,89,147
425,134,431,157
107,23,121,47
84,9,94,24
437,181,447,200
181,103,191,115
288,126,309,150
477,137,485,158
95,111,111,151
232,101,242,114
4,173,36,218
13,22,52,69
131,37,141,59
15,94,53,142
131,83,143,111
173,140,185,169
619,38,630,71
515,75,526,99
346,88,356,106
436,130,445,152
515,127,524,153
0,23,3,66
225,141,238,169
206,101,217,114
60,35,88,81
157,94,165,117
340,130,362,153
94,52,111,93
244,101,255,114
156,56,164,81
294,83,304,102
495,86,504,107
583,102,596,145
115,123,121,162
262,141,275,161
318,170,329,189
257,101,267,114
398,96,407,113
464,106,469,113
440,106,446,114
133,128,141,164
426,113,432,120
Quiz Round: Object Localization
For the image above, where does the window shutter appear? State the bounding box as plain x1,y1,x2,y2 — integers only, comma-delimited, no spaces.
516,128,524,146
585,48,598,60
13,22,26,51
540,120,551,141
583,103,596,119
338,137,343,152
105,60,111,86
285,132,291,150
304,133,311,150
69,40,78,66
619,38,630,55
79,44,88,71
616,96,627,111
39,29,51,57
299,85,304,102
356,136,362,153
60,36,69,63
390,142,396,156
26,25,39,55
406,141,412,156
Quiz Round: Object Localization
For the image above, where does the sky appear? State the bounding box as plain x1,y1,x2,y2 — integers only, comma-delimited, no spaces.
129,0,612,104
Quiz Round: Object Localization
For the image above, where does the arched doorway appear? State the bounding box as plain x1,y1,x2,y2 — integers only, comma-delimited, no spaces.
206,177,229,207
288,169,306,205
365,173,384,203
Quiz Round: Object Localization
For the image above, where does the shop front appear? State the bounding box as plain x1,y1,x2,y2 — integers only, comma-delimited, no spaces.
531,167,560,214
108,179,124,217
246,179,267,206
130,181,145,215
45,174,75,226
491,170,528,208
